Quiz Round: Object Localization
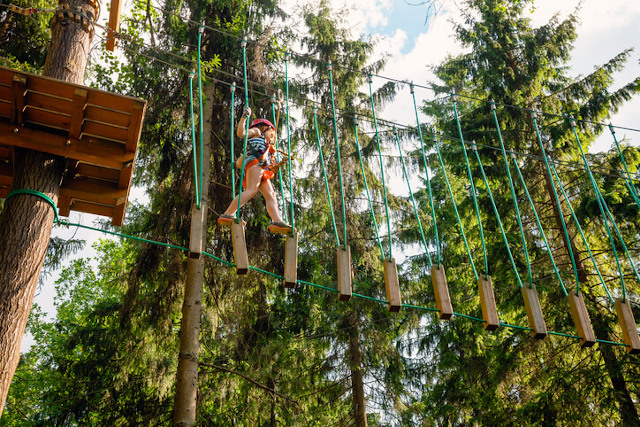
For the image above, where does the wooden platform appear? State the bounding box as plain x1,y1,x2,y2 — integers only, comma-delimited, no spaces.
0,66,146,226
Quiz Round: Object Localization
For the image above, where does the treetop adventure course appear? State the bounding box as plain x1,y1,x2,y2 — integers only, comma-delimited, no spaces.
1,0,640,423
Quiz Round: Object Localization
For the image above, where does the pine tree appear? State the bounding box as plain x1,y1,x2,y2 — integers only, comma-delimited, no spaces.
406,0,640,423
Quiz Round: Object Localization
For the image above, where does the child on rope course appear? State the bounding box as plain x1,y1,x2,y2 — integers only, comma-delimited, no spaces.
217,107,292,234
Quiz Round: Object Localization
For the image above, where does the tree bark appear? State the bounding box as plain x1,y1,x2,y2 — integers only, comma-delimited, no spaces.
347,311,368,427
540,162,587,283
172,83,213,426
0,0,97,414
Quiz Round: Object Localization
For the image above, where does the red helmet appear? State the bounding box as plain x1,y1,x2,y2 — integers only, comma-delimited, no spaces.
249,118,275,131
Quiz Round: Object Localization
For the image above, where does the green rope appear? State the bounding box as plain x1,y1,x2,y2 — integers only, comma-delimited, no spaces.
236,38,251,222
189,72,200,208
491,102,532,287
327,61,347,249
368,75,393,260
452,96,488,277
39,219,629,349
595,189,640,286
230,83,236,199
411,84,440,266
609,124,640,209
572,119,640,301
393,127,432,267
285,52,295,236
5,189,59,221
511,155,568,297
354,119,385,259
197,26,204,209
271,95,287,223
571,118,628,302
312,107,340,246
432,134,478,279
548,162,614,304
470,143,524,289
531,111,581,294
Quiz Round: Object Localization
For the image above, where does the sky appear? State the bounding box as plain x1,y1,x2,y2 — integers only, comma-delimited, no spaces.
22,0,640,350
305,0,640,151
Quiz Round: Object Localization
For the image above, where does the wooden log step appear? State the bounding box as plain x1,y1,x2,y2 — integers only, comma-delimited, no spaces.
431,264,452,320
283,233,298,288
478,275,499,331
567,291,596,347
521,284,547,339
189,203,205,258
337,246,352,301
384,258,401,312
615,297,640,354
231,221,248,275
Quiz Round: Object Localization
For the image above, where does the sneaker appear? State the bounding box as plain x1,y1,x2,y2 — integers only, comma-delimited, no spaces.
268,221,292,234
217,214,246,227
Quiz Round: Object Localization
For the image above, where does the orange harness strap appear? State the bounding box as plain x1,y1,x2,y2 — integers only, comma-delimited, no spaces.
242,159,275,190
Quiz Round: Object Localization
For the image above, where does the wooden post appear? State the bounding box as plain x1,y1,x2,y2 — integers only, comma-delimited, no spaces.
478,275,499,331
231,221,248,275
173,84,212,426
283,233,298,288
337,246,352,301
521,284,547,339
615,297,640,354
106,0,122,52
431,264,452,320
567,291,596,347
384,258,401,312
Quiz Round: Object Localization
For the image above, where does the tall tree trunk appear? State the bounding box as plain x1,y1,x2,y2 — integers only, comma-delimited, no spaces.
0,0,97,414
172,83,213,426
347,311,368,427
541,162,587,283
600,343,639,424
589,300,640,425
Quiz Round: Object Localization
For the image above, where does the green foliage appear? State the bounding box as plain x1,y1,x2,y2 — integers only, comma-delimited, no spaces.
0,0,53,71
405,0,640,424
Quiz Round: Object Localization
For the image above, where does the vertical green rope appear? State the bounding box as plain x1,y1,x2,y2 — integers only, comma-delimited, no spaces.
327,60,347,249
571,118,637,302
411,83,440,266
285,52,295,236
354,118,385,259
230,83,236,199
313,107,340,246
271,95,287,223
470,143,524,289
549,162,614,304
511,154,568,296
236,38,251,221
394,127,432,267
452,95,488,277
594,190,640,289
531,110,580,294
368,75,393,259
197,26,204,209
189,71,200,208
609,124,640,209
433,134,478,280
491,102,532,287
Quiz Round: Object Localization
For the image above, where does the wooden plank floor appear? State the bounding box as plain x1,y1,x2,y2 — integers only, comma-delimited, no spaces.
0,66,146,226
